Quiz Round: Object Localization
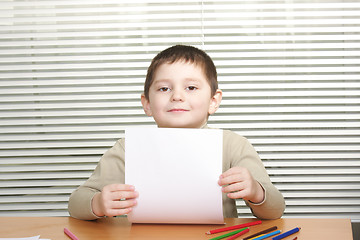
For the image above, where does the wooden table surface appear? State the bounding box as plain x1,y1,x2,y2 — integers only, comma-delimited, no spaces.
0,217,353,240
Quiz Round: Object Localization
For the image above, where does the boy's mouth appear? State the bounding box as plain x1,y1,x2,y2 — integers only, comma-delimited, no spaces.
168,108,189,112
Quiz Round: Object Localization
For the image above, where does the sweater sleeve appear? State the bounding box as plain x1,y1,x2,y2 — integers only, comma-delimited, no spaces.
68,139,126,220
224,130,285,219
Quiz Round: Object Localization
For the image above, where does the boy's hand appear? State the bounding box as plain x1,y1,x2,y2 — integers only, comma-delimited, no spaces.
218,167,265,204
92,184,138,217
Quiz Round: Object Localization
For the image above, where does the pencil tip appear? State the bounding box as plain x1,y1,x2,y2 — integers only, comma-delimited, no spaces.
206,231,210,235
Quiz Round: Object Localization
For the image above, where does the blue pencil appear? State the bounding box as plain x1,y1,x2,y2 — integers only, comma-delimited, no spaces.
252,230,281,240
272,227,301,240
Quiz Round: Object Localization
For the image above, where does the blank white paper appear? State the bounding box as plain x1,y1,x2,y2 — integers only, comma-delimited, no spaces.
125,127,224,224
0,236,50,240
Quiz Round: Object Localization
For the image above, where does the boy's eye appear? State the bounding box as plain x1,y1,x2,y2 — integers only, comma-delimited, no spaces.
159,87,170,92
186,86,197,91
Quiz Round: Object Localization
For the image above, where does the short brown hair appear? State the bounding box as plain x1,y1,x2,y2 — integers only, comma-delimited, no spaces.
144,45,218,100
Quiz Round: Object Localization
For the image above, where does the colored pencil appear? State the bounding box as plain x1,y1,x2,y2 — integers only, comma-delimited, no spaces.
225,227,250,240
248,234,264,240
206,220,262,235
272,227,301,240
209,228,249,240
243,226,278,240
64,227,79,240
252,230,281,240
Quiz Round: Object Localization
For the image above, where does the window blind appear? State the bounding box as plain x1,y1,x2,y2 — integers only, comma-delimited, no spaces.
0,0,359,222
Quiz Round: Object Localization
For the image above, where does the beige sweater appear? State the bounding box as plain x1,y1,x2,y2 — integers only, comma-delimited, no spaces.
68,127,285,220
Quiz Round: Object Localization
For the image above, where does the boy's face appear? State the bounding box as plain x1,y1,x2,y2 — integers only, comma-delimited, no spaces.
141,61,222,128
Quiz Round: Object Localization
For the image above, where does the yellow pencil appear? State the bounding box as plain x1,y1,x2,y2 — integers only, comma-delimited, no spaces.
248,234,264,240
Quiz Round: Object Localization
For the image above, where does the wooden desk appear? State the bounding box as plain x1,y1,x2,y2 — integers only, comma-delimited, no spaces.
0,217,353,240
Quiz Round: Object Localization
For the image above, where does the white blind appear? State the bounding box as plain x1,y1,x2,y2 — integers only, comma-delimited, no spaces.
0,0,359,222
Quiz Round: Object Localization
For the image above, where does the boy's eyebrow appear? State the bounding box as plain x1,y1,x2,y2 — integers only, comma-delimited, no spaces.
184,78,202,83
154,78,202,83
152,79,171,85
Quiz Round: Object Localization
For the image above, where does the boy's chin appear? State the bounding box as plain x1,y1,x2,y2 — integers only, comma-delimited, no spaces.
157,122,203,129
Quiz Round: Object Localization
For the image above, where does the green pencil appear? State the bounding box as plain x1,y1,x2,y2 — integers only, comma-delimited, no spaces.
209,227,249,240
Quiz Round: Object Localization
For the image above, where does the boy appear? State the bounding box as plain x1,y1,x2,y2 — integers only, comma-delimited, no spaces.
68,45,285,220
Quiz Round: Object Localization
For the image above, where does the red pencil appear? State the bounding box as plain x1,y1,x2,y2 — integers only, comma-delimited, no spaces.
206,220,262,235
225,228,250,240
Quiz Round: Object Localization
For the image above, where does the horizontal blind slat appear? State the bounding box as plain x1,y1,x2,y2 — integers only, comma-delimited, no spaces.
1,0,359,221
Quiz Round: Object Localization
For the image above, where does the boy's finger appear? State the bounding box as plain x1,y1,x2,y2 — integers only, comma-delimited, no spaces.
106,184,135,192
221,182,244,193
112,198,137,210
220,166,244,178
226,190,249,200
218,173,244,186
112,190,139,201
104,207,133,217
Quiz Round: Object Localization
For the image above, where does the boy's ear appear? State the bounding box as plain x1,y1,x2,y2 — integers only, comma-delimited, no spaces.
208,89,222,115
141,93,153,116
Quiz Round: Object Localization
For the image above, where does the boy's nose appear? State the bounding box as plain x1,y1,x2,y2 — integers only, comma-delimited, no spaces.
171,89,184,102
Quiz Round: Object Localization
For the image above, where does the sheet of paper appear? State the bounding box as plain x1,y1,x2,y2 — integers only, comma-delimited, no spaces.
125,127,224,224
0,236,49,240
